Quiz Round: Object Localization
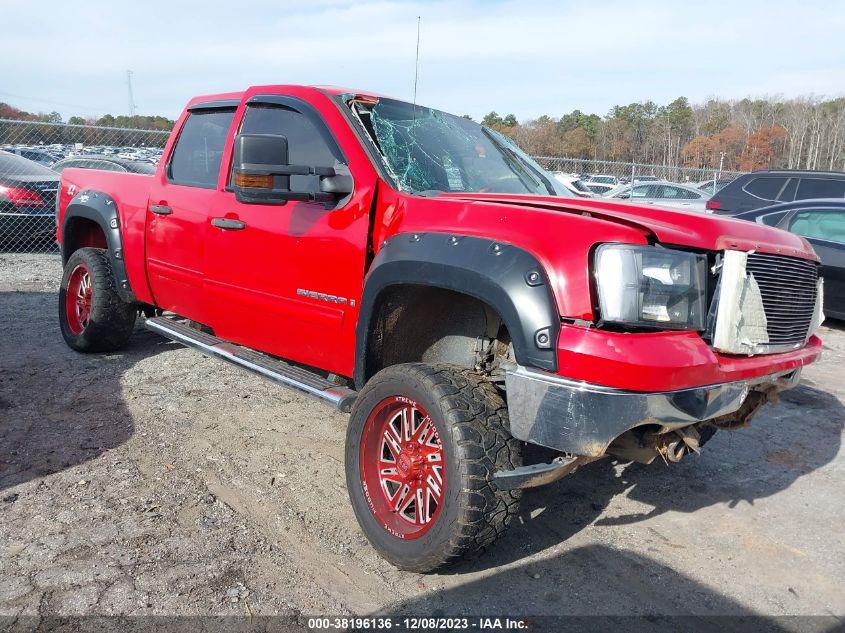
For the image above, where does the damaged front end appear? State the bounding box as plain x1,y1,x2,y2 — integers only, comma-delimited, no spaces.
496,366,803,490
496,246,823,490
606,372,797,465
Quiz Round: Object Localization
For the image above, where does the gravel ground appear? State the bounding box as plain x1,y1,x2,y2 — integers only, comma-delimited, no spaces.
1,253,844,627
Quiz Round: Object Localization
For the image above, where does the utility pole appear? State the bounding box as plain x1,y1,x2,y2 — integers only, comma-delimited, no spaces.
126,70,136,118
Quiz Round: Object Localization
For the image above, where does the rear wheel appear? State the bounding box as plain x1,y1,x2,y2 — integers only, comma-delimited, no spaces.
346,363,521,572
59,248,136,352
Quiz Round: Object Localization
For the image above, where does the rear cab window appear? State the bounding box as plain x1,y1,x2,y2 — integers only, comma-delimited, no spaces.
167,108,236,188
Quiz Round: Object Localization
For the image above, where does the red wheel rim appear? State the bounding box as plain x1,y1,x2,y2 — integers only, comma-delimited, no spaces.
65,263,92,336
360,396,445,539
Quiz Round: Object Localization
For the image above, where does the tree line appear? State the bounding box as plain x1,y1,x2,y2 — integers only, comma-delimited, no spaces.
480,96,845,172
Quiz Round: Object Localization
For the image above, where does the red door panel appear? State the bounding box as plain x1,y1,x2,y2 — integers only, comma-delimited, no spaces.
145,105,236,322
145,183,213,321
202,187,374,376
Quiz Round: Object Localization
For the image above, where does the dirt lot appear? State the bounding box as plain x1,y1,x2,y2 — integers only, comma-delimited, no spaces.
2,254,844,626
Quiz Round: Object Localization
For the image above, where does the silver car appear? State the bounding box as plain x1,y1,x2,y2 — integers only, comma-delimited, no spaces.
603,180,711,211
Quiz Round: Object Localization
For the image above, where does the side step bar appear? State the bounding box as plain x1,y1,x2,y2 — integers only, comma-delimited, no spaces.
145,317,357,412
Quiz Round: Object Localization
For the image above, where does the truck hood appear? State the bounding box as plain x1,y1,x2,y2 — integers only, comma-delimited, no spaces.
439,193,819,262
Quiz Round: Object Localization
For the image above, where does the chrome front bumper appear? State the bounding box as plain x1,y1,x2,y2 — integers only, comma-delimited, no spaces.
504,366,801,457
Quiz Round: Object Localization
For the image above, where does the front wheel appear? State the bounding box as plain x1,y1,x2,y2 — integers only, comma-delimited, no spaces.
59,247,137,352
346,363,522,572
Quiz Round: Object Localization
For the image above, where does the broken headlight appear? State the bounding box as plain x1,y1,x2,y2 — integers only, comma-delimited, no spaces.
595,244,708,330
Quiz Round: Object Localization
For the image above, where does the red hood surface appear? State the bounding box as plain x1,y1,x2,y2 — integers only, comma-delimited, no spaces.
439,193,819,262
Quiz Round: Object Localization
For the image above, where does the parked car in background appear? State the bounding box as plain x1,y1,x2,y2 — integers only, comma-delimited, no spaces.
706,170,845,214
583,174,618,195
1,146,60,166
632,175,659,183
585,174,618,187
552,172,593,197
52,156,157,175
696,178,733,195
583,182,615,195
733,199,845,319
0,150,59,246
603,180,710,211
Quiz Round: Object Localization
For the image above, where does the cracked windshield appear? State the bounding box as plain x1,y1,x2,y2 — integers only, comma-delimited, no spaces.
352,97,571,197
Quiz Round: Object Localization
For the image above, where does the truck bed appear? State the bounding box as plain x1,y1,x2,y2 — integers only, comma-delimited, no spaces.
58,168,155,304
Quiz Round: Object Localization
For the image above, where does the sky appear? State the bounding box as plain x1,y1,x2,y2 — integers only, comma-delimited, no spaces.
2,0,844,122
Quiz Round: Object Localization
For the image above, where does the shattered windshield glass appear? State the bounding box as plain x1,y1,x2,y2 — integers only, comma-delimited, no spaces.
351,98,570,197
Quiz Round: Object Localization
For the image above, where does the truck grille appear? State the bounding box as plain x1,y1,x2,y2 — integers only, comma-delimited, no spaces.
745,252,819,347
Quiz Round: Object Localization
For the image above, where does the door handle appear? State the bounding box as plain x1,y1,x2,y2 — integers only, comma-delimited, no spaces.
211,217,246,230
150,204,172,215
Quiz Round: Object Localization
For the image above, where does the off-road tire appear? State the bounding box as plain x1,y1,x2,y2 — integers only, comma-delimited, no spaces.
59,247,136,352
346,363,522,572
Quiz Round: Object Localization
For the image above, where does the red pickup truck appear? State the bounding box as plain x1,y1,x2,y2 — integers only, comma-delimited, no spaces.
56,85,825,572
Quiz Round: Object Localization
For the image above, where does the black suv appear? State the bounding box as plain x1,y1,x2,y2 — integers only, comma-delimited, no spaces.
707,170,845,215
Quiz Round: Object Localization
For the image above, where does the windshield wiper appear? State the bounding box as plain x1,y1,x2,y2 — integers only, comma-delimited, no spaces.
481,127,557,196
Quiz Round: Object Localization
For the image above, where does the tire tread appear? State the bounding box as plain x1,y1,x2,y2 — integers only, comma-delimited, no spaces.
59,247,136,352
349,362,521,572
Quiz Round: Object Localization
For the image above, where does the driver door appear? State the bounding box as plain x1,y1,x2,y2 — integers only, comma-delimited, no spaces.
202,97,373,375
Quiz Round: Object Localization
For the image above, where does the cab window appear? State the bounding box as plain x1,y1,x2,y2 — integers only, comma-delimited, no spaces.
168,108,235,188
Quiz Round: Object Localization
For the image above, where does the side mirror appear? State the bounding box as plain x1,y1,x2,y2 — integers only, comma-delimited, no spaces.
232,133,290,204
319,164,354,197
232,133,353,205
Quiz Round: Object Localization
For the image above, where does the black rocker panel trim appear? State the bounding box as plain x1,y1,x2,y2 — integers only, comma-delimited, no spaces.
355,233,559,388
61,190,135,303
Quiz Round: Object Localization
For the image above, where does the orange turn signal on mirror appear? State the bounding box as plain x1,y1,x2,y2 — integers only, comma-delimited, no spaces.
234,172,274,189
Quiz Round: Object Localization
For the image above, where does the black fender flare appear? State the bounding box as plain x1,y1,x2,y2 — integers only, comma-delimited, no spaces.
354,232,560,388
61,189,136,303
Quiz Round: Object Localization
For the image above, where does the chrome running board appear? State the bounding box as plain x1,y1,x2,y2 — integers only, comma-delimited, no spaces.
145,316,357,412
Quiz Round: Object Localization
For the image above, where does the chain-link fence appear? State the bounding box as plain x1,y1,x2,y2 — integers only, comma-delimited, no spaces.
0,118,169,253
1,117,750,254
535,155,746,186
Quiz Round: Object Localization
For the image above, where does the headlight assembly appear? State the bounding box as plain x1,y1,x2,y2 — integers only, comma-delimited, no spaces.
594,244,707,330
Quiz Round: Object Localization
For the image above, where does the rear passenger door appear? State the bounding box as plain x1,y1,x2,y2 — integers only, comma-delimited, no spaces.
781,208,845,317
146,104,236,322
